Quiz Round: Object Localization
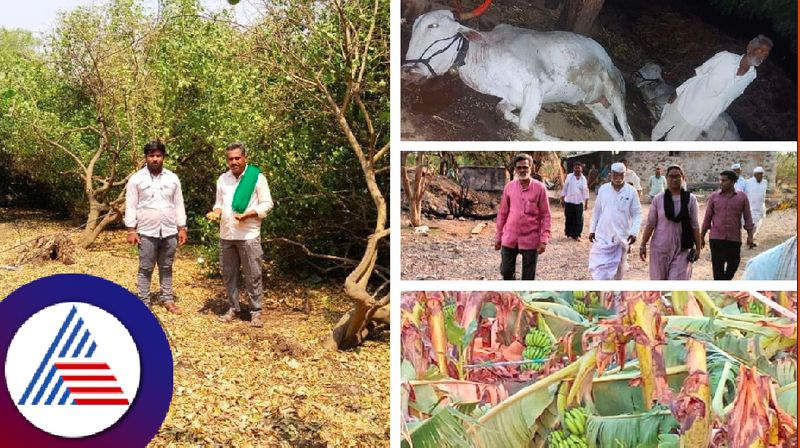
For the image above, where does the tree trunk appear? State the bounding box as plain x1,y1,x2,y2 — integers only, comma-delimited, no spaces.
77,198,119,248
556,0,605,36
400,152,429,228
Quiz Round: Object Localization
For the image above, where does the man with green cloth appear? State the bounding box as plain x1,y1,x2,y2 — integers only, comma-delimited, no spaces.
206,143,274,327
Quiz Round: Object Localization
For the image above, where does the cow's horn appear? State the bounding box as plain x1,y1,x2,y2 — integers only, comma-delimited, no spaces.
458,0,493,20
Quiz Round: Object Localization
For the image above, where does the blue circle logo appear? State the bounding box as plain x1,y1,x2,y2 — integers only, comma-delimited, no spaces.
0,274,173,446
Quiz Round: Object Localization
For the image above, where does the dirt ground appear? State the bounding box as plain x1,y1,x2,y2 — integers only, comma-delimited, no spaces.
400,193,797,280
400,0,797,141
0,208,389,447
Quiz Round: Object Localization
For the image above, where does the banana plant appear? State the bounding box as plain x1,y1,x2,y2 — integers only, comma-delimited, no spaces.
400,291,797,448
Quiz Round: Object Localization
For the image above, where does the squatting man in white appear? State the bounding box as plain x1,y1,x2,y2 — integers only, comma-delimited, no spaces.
651,35,772,141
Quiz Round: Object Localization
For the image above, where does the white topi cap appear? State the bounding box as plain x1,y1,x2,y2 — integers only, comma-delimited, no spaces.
611,162,626,173
753,166,765,173
731,163,742,170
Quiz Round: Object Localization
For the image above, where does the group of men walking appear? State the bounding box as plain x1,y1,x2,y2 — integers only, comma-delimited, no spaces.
124,141,272,326
494,155,768,281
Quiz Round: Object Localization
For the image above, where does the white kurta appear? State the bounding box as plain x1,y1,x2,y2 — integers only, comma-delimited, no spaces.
651,51,755,141
624,170,642,193
745,177,768,235
589,183,642,280
673,51,756,129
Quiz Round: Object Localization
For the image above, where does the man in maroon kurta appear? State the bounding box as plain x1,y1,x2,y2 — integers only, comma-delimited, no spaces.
495,154,552,280
701,170,755,280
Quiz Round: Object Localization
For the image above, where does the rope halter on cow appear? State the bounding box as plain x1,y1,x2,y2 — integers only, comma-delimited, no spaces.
633,68,661,85
404,32,469,77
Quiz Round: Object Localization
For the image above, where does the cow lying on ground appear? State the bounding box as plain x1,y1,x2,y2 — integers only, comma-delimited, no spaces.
401,10,634,141
634,62,740,141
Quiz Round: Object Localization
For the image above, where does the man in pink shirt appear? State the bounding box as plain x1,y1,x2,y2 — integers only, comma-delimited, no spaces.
701,170,755,280
495,154,552,280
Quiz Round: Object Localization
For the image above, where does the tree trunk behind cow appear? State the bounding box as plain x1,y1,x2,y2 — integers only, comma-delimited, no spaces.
556,0,605,36
401,152,430,228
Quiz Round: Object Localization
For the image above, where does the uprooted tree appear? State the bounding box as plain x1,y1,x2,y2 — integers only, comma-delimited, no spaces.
253,0,390,350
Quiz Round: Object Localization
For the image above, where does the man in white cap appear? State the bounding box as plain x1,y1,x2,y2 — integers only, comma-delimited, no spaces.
588,162,642,280
731,163,748,193
745,166,768,245
651,35,772,141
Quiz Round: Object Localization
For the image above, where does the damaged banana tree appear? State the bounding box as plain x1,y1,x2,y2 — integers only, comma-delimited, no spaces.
400,291,797,448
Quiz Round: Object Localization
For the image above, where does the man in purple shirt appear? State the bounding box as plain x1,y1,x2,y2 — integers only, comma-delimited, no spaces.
701,170,755,280
495,154,552,280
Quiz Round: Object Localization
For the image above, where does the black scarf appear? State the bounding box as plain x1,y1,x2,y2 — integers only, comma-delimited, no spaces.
663,189,694,250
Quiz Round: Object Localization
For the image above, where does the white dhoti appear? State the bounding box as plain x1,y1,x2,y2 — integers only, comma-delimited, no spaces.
588,183,642,280
589,240,628,280
651,103,704,141
746,178,768,240
751,208,765,237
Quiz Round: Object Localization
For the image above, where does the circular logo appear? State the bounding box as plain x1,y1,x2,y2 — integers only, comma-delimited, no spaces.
5,303,141,437
0,274,173,446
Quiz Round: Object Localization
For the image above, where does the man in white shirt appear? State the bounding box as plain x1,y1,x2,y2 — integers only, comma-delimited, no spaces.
746,166,768,245
651,35,772,141
732,163,748,193
125,141,187,314
560,162,589,241
588,162,642,280
620,158,642,198
206,143,273,327
647,166,667,202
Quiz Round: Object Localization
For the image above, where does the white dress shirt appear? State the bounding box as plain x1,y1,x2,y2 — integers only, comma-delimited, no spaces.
124,167,186,238
561,173,589,205
213,166,274,240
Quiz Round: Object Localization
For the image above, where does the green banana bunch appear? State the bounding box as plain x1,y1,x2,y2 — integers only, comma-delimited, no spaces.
573,290,585,299
563,408,587,436
524,328,550,348
547,429,587,448
573,299,587,315
748,300,767,315
521,328,552,371
443,303,456,323
551,408,588,447
547,429,567,447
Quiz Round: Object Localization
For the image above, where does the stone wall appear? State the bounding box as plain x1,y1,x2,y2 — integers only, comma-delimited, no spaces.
566,151,778,190
621,151,777,189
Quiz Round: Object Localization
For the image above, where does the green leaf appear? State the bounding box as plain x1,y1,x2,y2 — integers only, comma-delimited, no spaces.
586,407,678,448
777,382,797,419
402,406,475,448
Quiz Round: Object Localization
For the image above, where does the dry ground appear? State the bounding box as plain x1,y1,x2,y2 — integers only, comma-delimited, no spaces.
401,194,796,280
0,208,389,447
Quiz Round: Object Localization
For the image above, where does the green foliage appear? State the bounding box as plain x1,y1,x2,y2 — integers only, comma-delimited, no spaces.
586,407,678,448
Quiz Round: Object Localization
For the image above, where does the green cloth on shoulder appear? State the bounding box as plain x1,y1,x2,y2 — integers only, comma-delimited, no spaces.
232,164,261,213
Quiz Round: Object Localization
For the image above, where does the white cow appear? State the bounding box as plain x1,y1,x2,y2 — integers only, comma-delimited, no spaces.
634,62,740,141
401,10,634,141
